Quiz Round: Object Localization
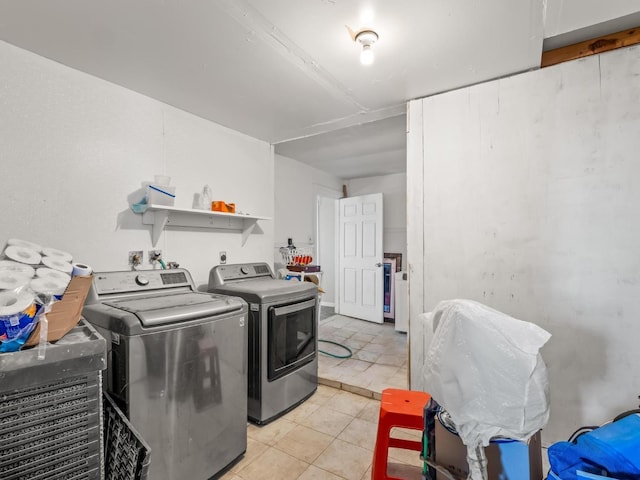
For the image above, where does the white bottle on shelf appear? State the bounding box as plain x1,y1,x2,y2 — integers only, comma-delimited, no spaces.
201,185,212,210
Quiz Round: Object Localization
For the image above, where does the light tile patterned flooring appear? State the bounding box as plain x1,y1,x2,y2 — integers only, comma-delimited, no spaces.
221,314,552,478
220,314,416,480
220,384,423,480
317,314,409,398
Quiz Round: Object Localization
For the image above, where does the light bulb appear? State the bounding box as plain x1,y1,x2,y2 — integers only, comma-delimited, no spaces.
360,45,374,65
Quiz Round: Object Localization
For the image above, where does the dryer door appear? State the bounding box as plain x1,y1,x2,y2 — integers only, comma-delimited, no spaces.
267,298,317,381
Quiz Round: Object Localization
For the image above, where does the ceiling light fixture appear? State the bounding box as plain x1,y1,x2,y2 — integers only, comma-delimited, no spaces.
355,29,378,66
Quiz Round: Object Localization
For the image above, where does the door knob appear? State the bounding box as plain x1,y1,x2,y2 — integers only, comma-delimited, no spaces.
376,262,383,267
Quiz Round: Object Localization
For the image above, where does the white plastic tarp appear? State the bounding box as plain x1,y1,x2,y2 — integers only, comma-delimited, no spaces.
422,299,551,450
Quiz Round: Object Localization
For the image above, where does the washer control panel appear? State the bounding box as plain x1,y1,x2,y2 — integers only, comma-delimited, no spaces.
93,269,193,295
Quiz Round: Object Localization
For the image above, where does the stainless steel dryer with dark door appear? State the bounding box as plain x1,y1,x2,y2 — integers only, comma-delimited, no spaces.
82,269,248,480
208,262,318,425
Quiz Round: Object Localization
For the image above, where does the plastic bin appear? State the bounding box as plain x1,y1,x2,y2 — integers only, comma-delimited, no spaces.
103,392,151,480
0,320,107,480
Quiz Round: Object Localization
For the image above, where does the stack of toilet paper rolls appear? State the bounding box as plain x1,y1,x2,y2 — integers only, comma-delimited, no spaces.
0,238,91,349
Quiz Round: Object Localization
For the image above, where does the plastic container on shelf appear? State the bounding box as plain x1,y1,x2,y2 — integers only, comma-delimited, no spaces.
201,185,212,210
147,184,176,206
153,175,171,186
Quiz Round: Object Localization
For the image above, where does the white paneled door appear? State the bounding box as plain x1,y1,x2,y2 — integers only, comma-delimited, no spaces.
338,193,384,323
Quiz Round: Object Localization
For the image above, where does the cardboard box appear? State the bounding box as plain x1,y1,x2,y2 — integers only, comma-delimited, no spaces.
434,420,543,480
24,275,93,347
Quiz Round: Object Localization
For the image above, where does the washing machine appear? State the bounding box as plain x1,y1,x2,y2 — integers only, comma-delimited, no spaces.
208,262,318,425
83,268,247,480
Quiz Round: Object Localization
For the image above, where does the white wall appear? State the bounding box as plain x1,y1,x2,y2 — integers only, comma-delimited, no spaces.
316,194,339,307
408,45,640,444
0,41,273,288
544,1,640,37
347,173,408,268
274,154,342,303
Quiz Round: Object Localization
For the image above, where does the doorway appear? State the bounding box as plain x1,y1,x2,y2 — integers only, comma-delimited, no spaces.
315,191,409,395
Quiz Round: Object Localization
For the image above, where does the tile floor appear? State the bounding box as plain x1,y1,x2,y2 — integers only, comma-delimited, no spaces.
220,312,417,480
221,311,551,479
317,314,409,398
220,384,424,480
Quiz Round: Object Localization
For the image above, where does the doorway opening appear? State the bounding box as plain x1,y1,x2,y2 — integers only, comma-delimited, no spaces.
316,192,409,396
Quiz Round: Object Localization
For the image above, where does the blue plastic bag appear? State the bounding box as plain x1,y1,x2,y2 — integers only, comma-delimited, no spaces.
548,414,640,480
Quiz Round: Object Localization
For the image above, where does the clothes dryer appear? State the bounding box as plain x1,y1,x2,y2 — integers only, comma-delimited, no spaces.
208,262,318,424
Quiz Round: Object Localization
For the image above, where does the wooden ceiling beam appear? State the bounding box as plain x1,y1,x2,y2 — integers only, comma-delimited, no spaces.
541,26,640,68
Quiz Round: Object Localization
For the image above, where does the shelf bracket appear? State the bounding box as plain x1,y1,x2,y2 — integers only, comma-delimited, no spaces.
142,209,170,247
241,220,258,246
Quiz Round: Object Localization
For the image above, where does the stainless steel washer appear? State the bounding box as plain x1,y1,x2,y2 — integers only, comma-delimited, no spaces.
83,269,248,480
208,262,318,425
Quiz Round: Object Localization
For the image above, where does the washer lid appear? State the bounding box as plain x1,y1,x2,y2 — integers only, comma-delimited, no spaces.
209,278,317,304
104,292,245,326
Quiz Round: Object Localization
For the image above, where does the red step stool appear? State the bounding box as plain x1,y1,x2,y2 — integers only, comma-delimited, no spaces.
372,388,432,480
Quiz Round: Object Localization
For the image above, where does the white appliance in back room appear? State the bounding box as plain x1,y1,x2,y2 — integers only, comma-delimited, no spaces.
394,271,408,333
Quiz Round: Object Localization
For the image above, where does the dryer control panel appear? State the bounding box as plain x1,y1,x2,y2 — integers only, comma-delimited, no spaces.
209,262,274,285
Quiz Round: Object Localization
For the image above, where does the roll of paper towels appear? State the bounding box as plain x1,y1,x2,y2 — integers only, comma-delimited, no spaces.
7,238,42,253
0,290,34,316
0,260,36,278
42,247,73,263
4,245,42,265
72,263,93,277
42,256,73,274
0,271,33,291
0,290,37,340
36,267,71,284
30,276,68,299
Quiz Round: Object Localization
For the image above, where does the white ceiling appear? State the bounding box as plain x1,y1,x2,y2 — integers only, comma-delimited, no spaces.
1,1,639,179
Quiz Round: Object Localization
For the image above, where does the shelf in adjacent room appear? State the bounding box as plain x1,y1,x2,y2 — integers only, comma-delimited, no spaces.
142,204,271,246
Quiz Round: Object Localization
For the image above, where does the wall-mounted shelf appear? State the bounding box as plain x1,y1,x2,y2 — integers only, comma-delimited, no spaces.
141,204,271,246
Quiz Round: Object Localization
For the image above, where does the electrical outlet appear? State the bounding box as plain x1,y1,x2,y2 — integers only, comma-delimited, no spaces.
128,250,143,268
219,251,227,264
148,250,162,264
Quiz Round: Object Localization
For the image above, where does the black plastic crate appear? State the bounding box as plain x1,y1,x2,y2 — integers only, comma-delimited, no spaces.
102,392,151,480
0,321,106,480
